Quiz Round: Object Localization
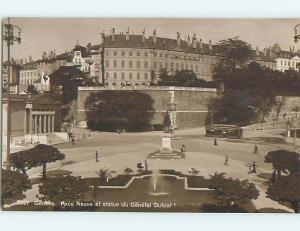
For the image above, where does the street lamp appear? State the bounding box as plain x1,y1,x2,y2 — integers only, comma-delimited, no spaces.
294,24,300,43
2,18,21,169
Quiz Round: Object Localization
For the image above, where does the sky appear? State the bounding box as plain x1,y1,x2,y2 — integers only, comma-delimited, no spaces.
3,18,300,60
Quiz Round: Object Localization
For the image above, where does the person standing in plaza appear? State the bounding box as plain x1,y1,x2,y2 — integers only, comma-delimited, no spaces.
214,138,218,146
253,144,258,154
252,161,257,174
144,160,148,171
96,150,99,162
224,155,229,166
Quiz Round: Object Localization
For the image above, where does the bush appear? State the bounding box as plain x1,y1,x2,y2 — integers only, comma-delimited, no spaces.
159,169,186,176
187,176,212,188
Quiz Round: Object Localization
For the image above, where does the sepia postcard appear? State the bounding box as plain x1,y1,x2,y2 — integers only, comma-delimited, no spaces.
1,18,300,213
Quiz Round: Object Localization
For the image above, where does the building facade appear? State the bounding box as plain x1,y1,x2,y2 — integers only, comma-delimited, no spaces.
91,29,219,86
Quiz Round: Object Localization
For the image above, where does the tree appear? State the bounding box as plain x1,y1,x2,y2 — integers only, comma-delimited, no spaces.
274,96,286,120
296,62,300,72
96,168,115,182
26,84,39,94
214,38,253,82
50,66,88,104
266,173,300,213
216,38,253,68
85,91,154,132
38,175,89,205
265,150,300,178
188,168,200,176
210,90,258,124
123,167,133,175
10,144,65,179
157,69,198,87
292,105,300,118
254,91,276,122
209,173,259,206
1,169,31,200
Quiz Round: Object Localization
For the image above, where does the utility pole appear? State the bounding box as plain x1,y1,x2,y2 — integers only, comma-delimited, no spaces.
2,17,21,169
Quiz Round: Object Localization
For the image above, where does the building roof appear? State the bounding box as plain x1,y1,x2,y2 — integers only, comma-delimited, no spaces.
101,34,218,55
73,45,89,57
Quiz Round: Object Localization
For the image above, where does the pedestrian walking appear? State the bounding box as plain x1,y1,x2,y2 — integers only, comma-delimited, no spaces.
253,144,258,154
144,160,148,171
89,133,91,139
71,138,75,145
252,161,257,174
96,150,99,162
224,155,229,166
214,138,218,146
180,144,186,153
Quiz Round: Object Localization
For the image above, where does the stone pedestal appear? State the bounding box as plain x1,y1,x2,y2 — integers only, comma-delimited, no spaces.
161,134,173,152
148,132,185,159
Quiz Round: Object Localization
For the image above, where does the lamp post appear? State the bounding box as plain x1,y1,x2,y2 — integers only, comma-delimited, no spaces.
2,17,21,169
294,24,300,43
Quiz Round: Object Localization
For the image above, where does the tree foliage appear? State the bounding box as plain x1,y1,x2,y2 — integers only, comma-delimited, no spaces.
9,144,65,179
265,150,300,177
38,175,89,205
266,173,300,213
26,85,40,94
50,66,88,104
1,169,31,200
157,69,217,88
85,91,154,132
210,173,259,205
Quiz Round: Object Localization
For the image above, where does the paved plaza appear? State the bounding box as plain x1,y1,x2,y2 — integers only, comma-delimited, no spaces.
20,127,297,212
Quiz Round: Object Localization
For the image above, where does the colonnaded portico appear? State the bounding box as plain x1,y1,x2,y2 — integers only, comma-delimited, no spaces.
25,109,55,134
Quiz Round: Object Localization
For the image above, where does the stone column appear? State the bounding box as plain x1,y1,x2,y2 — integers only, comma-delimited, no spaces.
29,110,33,134
34,115,38,134
39,115,42,134
48,115,51,133
42,115,45,133
51,115,55,132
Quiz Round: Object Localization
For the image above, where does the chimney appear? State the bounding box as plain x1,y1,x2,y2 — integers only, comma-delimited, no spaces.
192,33,196,49
256,46,259,56
87,43,91,52
126,28,129,41
100,31,105,44
153,29,157,44
199,39,203,50
142,29,145,43
209,40,212,51
42,52,48,60
112,28,115,41
177,32,181,46
187,35,191,47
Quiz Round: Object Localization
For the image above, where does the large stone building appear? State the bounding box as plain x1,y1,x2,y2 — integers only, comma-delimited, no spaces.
2,94,62,145
91,28,219,86
260,43,300,72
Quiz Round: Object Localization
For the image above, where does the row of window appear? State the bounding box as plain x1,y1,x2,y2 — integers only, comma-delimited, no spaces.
280,60,300,67
105,50,209,62
20,71,38,78
105,60,200,72
106,72,150,80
